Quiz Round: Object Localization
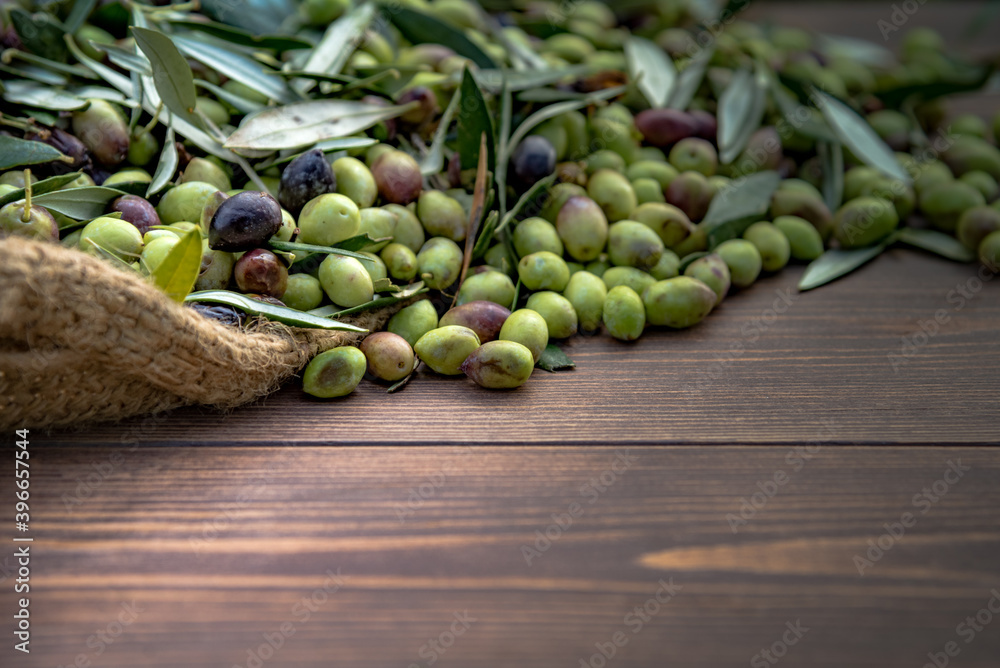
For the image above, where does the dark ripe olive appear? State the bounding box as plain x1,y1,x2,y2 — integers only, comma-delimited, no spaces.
511,135,557,187
447,152,462,188
234,248,288,298
188,303,246,327
634,109,699,147
397,86,439,126
278,148,337,216
439,300,512,343
26,127,91,175
688,110,718,143
110,195,161,235
209,191,283,252
372,149,423,204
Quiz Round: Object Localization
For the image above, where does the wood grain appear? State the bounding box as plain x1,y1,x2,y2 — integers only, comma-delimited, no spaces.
3,445,999,668
46,251,1000,446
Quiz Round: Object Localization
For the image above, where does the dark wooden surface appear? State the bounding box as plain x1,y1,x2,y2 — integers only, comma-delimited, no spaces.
4,3,1000,667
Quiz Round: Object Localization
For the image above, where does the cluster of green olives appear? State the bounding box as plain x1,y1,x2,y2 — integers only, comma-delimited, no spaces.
5,0,1000,400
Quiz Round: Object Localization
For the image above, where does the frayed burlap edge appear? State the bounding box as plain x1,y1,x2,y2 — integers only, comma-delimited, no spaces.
0,237,407,430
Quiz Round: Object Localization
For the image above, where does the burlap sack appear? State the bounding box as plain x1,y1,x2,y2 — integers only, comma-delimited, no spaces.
0,237,402,429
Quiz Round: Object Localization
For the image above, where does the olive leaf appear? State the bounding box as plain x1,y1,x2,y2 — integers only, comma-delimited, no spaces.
10,9,68,62
516,88,587,103
4,50,95,80
194,79,264,115
148,227,202,302
702,171,782,248
0,135,69,170
168,19,313,53
224,99,415,151
186,290,370,332
298,3,376,89
309,282,427,319
818,34,895,68
472,210,500,260
64,0,98,34
93,42,152,76
536,344,575,372
0,62,66,86
798,243,890,291
421,86,462,176
814,90,910,183
668,46,714,110
718,65,768,164
2,80,88,111
32,186,127,220
173,35,295,104
457,68,496,176
148,126,178,197
132,27,199,125
0,172,82,209
473,63,586,92
269,239,371,261
387,6,498,69
625,35,676,108
817,141,844,211
262,138,378,169
895,228,976,263
198,0,295,35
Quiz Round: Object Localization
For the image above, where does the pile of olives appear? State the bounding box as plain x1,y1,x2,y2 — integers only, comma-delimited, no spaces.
4,0,1000,399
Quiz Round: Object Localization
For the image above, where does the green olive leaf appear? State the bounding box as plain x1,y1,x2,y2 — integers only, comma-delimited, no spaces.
194,79,264,115
702,171,782,248
457,67,496,177
92,42,152,76
0,172,82,209
0,62,67,86
186,290,370,332
718,65,768,164
474,66,594,93
798,243,890,292
895,228,976,263
2,80,88,111
668,46,714,110
0,135,68,170
10,9,69,62
472,210,500,261
387,5,498,69
148,227,203,302
269,239,371,261
421,86,462,176
32,186,127,220
132,27,199,125
224,99,416,151
198,0,295,35
168,19,313,52
814,90,911,183
3,49,96,80
64,0,98,34
297,3,376,91
308,282,427,319
817,141,844,211
173,35,295,104
372,277,401,293
625,35,676,108
147,126,178,197
536,344,576,372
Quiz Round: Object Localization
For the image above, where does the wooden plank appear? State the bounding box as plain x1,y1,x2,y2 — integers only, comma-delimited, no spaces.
6,445,999,667
47,251,1000,446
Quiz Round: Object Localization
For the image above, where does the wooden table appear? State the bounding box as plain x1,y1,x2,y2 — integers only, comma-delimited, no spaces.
5,3,1000,667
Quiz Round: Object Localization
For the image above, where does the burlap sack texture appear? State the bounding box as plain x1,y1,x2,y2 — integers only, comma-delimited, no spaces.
0,236,404,430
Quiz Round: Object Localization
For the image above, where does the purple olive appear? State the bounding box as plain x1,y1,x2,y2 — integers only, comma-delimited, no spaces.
234,248,288,298
110,195,161,235
209,191,283,252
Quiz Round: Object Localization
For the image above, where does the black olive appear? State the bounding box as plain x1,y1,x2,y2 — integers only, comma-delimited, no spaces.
511,135,556,188
278,149,336,216
110,195,161,235
188,304,246,328
208,191,283,252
